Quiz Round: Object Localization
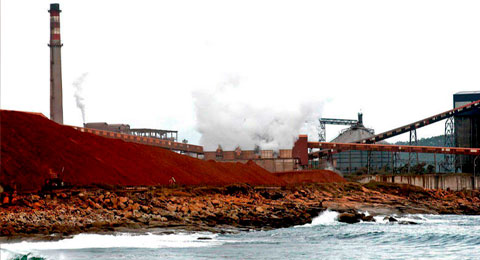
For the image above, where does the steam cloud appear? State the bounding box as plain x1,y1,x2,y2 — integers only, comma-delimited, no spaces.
73,73,88,123
193,77,322,151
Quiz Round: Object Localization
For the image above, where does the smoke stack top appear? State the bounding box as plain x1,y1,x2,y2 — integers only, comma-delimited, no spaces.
49,3,61,12
49,3,62,45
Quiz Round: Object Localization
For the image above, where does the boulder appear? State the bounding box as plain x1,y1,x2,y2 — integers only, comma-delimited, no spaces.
338,212,375,224
384,216,398,222
338,213,360,224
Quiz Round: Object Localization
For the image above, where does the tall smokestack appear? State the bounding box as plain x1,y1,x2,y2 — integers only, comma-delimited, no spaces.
49,3,63,124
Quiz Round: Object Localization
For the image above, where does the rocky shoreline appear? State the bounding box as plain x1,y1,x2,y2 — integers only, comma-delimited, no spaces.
1,181,479,242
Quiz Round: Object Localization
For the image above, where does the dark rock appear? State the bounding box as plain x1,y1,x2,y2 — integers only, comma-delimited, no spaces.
260,191,270,199
338,212,374,224
398,221,418,225
270,192,284,200
384,216,398,222
306,206,324,217
362,215,374,222
338,213,360,224
225,184,250,195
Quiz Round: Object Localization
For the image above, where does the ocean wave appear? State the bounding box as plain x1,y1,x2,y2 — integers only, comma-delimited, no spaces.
1,232,220,255
296,209,340,227
372,214,433,224
0,250,46,260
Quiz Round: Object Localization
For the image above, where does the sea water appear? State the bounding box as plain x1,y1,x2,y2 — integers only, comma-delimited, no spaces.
2,211,480,260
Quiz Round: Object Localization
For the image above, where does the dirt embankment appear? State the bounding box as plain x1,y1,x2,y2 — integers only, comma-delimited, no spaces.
1,182,479,241
1,110,293,191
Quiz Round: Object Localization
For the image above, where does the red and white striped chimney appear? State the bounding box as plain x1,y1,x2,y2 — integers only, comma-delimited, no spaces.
49,3,63,124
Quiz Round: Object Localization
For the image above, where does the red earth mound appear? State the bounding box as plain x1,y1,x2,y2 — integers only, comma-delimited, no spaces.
274,170,346,184
1,110,286,192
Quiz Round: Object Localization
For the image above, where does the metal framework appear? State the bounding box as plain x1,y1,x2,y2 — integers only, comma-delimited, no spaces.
309,142,480,156
408,129,418,172
442,117,455,172
392,152,399,173
318,118,358,142
358,99,480,144
128,128,178,142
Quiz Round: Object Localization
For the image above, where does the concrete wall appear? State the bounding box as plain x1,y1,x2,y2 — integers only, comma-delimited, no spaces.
359,174,480,191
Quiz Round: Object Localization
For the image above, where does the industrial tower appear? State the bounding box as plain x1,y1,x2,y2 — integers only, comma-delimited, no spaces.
49,3,63,124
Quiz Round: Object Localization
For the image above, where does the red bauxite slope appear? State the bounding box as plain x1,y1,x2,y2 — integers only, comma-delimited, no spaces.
1,110,286,191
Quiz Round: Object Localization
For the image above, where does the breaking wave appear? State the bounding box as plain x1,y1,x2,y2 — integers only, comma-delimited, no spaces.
297,209,340,227
1,232,220,259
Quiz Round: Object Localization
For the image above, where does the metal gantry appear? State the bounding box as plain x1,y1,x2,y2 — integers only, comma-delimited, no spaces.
318,118,358,142
128,128,178,142
442,117,455,172
408,129,419,172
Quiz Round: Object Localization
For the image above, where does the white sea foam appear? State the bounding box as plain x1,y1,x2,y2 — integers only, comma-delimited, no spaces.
0,250,15,260
297,209,340,227
1,232,220,254
373,214,435,224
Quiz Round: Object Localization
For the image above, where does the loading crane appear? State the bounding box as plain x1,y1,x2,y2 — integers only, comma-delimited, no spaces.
319,113,366,142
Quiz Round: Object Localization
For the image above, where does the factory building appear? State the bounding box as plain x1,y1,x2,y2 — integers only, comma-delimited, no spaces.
328,115,391,174
204,147,298,172
84,122,131,134
454,91,480,173
84,122,178,142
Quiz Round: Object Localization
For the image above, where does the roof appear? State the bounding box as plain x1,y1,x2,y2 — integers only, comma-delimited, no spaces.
455,91,480,95
331,127,392,144
84,122,108,126
331,127,375,143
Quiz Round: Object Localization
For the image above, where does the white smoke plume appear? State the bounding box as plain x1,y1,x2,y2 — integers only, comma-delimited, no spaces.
193,76,323,151
73,73,88,123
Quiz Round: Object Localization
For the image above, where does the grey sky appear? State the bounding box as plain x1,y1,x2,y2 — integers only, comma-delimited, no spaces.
2,1,480,147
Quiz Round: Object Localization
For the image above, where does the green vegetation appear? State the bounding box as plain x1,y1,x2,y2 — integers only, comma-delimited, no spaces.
395,135,444,147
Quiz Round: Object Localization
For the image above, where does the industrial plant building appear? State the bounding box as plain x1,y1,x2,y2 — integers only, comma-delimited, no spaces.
319,113,391,174
84,122,178,142
204,147,298,172
330,129,391,174
454,91,480,173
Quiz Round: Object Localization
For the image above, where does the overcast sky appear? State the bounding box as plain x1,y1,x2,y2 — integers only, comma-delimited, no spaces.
2,1,480,147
